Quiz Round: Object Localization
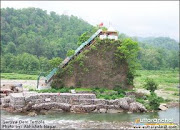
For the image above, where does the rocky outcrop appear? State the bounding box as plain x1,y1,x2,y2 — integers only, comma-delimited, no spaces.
71,105,96,113
22,102,35,112
32,102,71,112
70,97,146,113
1,96,10,108
1,84,23,94
1,92,147,114
117,98,129,110
129,102,147,112
123,97,135,104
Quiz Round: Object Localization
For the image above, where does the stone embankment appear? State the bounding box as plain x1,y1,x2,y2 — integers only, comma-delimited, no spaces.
1,92,147,114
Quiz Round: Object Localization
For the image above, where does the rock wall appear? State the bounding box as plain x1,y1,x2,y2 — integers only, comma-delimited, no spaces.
1,92,147,113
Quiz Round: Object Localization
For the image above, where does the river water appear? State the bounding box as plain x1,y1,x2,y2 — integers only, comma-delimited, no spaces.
1,107,179,129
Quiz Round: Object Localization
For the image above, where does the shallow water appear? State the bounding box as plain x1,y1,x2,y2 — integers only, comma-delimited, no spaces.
1,107,179,129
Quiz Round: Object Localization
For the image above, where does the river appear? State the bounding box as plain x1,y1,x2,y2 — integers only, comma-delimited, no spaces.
1,107,179,129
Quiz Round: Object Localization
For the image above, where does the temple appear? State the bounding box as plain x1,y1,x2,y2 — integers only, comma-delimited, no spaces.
99,26,118,40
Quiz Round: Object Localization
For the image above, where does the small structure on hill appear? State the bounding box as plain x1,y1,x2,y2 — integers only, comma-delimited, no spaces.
99,26,118,40
37,25,123,89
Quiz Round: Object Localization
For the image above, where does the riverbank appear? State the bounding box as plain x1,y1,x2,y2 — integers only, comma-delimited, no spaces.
1,106,179,129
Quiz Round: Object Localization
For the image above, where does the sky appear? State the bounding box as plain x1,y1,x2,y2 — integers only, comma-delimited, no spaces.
1,1,179,41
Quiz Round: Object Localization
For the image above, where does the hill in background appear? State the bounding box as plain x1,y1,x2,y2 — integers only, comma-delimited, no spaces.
1,7,93,59
1,7,179,75
137,36,179,51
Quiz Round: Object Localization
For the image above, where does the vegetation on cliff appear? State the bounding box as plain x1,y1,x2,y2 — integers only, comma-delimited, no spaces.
52,38,139,89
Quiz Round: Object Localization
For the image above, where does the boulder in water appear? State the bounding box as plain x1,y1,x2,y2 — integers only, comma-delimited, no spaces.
159,104,168,111
129,102,147,112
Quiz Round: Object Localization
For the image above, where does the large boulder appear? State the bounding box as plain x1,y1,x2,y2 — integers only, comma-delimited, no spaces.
123,97,135,104
71,105,96,113
116,98,129,110
1,84,23,93
129,102,147,112
22,102,35,112
1,96,10,108
159,104,168,111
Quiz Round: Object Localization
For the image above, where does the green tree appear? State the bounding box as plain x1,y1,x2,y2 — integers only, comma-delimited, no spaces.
115,38,139,85
118,33,128,40
148,92,161,110
49,57,63,68
66,49,75,57
0,57,6,72
168,51,179,70
137,37,179,70
6,42,16,54
1,7,92,62
144,78,158,92
16,53,40,73
77,32,89,46
144,78,161,110
2,53,17,72
39,57,50,72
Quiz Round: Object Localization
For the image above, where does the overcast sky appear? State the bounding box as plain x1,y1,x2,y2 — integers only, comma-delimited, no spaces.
1,1,179,41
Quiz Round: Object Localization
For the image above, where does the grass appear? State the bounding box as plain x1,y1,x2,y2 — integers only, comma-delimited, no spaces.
1,73,38,80
134,70,179,91
75,88,92,92
1,70,179,101
24,85,36,90
2,70,178,87
134,70,179,102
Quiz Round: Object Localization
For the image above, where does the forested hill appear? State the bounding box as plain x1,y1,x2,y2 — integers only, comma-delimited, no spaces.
137,37,179,70
1,7,93,59
1,8,179,74
137,37,179,51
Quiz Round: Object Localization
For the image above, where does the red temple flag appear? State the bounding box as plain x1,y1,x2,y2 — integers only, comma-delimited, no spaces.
99,22,103,27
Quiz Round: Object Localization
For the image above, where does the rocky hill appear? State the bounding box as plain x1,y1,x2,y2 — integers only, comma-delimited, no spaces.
52,39,136,89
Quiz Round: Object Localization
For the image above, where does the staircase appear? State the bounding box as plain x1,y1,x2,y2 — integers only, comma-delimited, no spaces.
37,29,102,89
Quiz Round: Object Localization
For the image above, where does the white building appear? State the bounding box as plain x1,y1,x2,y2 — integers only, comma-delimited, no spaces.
99,26,118,40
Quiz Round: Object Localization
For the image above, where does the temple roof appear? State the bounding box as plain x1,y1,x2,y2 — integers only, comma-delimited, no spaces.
107,26,117,32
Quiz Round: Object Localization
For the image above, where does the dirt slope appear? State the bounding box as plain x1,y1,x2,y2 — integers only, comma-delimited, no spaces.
52,39,132,89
